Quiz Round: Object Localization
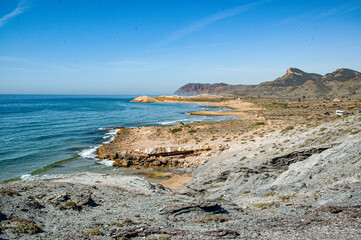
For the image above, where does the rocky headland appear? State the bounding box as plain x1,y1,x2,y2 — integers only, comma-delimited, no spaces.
1,96,361,239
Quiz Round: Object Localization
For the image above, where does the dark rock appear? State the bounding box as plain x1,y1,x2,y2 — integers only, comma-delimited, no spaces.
0,211,7,221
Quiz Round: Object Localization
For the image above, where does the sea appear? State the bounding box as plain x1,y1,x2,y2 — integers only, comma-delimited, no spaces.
0,95,235,182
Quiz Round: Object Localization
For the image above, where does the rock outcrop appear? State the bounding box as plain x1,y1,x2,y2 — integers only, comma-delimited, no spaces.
97,143,227,168
131,95,157,103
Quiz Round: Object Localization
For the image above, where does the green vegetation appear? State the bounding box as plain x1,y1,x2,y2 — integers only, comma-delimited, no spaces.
170,128,182,133
283,126,294,131
10,218,41,234
188,129,196,133
263,191,276,197
64,201,79,210
30,157,78,175
319,127,327,132
278,193,296,201
252,122,265,126
141,171,171,179
254,202,276,209
83,229,104,237
2,177,21,183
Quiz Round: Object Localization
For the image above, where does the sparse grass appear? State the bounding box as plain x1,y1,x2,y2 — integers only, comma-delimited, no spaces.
195,215,229,223
283,126,294,131
170,128,182,133
252,122,265,126
188,129,196,133
350,129,361,135
240,156,247,161
11,218,41,234
142,171,170,179
278,193,296,201
64,201,78,210
122,218,138,225
263,191,276,197
254,201,277,209
10,217,30,223
83,229,104,237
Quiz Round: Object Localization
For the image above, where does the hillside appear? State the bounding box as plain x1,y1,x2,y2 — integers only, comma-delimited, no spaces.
175,68,361,99
175,83,229,95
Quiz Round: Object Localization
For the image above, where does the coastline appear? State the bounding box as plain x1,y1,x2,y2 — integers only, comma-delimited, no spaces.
131,94,264,120
1,96,233,183
96,95,266,188
1,113,360,239
1,95,361,239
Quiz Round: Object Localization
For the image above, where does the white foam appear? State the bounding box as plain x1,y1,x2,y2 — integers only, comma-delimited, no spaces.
158,119,191,125
78,128,119,159
159,120,178,125
98,159,115,166
21,173,65,181
78,146,100,159
102,129,119,144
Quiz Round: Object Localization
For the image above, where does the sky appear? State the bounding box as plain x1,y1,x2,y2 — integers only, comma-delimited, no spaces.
0,0,360,95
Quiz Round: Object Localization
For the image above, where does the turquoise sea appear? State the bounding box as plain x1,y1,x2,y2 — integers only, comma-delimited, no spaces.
0,95,234,182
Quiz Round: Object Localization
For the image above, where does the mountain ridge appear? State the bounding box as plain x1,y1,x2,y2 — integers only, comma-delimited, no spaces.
175,68,361,99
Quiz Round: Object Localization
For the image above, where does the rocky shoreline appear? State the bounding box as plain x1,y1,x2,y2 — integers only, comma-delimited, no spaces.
1,97,361,239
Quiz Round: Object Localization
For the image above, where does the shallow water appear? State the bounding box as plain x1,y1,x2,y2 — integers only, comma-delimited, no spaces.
0,95,235,181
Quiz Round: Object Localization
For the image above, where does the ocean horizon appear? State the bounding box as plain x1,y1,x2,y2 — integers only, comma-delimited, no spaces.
0,94,235,182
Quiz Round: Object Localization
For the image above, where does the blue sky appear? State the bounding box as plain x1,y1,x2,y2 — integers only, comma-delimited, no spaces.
0,0,360,94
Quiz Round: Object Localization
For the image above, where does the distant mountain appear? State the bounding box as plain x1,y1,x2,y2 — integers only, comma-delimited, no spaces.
174,68,361,99
175,83,229,95
260,68,322,87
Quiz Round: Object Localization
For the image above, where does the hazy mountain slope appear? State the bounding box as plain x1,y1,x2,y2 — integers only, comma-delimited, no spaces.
174,83,229,95
174,68,361,99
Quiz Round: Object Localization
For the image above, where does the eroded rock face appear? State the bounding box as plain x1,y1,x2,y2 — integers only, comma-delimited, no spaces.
96,122,234,168
97,144,226,167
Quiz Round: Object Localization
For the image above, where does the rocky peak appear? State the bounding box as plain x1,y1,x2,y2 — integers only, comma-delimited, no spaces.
322,68,361,82
262,68,322,87
286,68,305,76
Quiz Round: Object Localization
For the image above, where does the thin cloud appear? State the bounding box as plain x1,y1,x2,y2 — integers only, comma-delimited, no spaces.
161,0,273,45
275,2,361,26
0,0,29,29
105,59,171,72
0,55,78,72
318,1,361,18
